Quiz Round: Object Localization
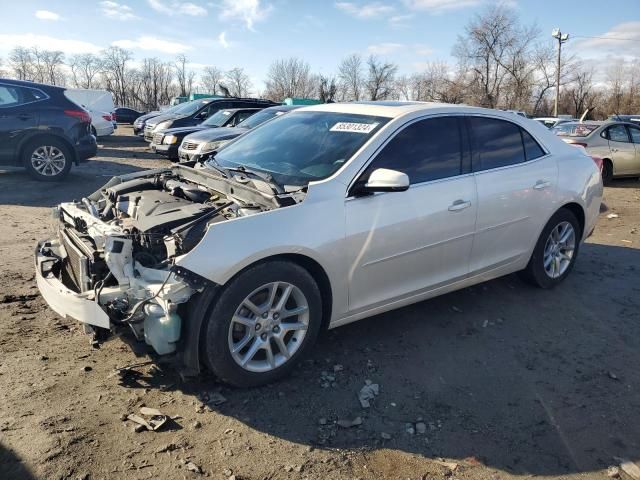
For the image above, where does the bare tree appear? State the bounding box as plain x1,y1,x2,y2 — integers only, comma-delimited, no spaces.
69,54,102,89
264,57,317,101
566,66,597,117
9,47,35,80
224,67,252,97
337,53,364,101
100,46,133,107
174,54,195,97
365,55,397,101
200,66,223,95
318,75,337,103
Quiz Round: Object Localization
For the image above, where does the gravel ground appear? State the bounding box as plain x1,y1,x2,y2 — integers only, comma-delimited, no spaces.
1,126,639,480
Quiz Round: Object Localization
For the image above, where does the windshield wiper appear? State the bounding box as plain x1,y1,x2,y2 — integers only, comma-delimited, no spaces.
225,165,284,194
203,154,229,178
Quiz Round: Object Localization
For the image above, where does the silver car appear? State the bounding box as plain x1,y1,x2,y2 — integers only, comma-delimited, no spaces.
553,121,640,183
36,103,602,387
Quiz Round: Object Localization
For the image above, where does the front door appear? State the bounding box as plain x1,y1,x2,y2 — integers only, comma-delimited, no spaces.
626,125,640,175
0,84,38,163
345,116,477,313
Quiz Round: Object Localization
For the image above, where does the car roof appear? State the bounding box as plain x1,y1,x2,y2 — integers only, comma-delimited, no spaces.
264,105,302,112
0,77,64,91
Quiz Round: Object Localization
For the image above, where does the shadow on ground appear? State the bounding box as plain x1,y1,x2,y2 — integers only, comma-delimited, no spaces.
114,242,640,477
0,443,37,480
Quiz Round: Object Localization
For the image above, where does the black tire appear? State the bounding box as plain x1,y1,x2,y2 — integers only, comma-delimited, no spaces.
602,159,613,185
23,137,73,181
202,260,323,387
91,126,97,137
519,208,581,289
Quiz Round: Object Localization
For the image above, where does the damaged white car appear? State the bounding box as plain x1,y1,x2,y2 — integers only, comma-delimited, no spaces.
36,102,602,387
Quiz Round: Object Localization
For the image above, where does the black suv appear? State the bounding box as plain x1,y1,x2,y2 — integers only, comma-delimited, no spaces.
143,97,278,141
0,78,97,181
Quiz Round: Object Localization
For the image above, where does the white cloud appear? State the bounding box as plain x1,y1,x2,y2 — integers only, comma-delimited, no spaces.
219,0,272,30
367,42,404,55
100,1,138,21
414,44,434,55
35,10,61,21
112,35,192,54
389,14,413,27
218,32,230,48
335,2,394,18
571,22,640,59
147,0,207,16
402,0,482,13
0,34,100,54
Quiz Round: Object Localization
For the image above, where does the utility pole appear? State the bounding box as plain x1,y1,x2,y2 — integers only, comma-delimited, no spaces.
552,28,569,117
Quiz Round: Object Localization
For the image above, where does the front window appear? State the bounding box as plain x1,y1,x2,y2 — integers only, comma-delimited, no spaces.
208,111,389,186
553,123,598,137
202,110,232,127
175,100,209,116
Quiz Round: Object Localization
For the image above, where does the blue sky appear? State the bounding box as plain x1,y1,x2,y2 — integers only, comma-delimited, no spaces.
1,0,639,91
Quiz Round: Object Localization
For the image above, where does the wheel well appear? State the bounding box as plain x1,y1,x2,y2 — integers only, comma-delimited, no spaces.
19,134,77,166
602,157,613,171
560,202,585,237
260,254,333,331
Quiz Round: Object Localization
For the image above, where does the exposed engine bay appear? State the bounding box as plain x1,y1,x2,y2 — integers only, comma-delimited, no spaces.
35,165,295,356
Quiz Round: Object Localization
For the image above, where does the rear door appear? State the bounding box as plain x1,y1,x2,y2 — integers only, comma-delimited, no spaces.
626,125,640,174
345,115,477,312
605,124,636,175
0,84,40,163
468,116,557,274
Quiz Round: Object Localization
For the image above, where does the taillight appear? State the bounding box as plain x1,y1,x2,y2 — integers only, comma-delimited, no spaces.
102,114,112,122
111,112,117,122
64,109,91,124
591,156,603,173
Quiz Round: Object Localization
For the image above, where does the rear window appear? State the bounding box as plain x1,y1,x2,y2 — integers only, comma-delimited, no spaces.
553,123,598,137
470,117,525,171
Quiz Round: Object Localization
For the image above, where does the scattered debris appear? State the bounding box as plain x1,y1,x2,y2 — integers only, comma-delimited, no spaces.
416,422,427,434
333,364,344,373
358,380,379,408
435,460,459,472
126,407,168,432
185,461,202,474
607,213,619,219
318,417,327,426
207,392,227,407
451,306,463,313
617,458,640,480
621,240,632,244
223,468,233,477
608,466,621,478
406,423,415,435
482,320,489,328
380,432,391,440
81,366,92,373
337,417,362,428
608,371,620,381
192,420,202,429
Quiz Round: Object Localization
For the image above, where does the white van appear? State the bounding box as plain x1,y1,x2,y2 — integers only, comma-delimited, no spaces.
64,88,116,137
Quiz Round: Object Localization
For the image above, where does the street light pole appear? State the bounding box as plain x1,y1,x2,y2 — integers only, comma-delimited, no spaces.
552,28,569,118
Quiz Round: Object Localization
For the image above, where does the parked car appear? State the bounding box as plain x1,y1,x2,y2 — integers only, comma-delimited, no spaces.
552,121,640,183
0,78,97,181
151,108,263,160
65,88,116,136
35,102,602,386
608,114,640,126
115,107,145,124
143,97,278,142
133,104,183,135
178,105,301,162
534,117,575,129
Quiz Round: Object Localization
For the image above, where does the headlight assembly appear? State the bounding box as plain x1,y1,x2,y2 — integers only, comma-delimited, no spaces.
163,135,178,145
202,140,228,152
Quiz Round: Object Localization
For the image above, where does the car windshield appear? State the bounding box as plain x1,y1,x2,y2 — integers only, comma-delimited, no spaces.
207,111,389,187
236,109,284,129
174,100,210,116
553,123,598,137
202,110,232,127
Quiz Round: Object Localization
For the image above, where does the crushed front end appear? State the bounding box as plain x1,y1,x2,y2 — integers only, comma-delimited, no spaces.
35,166,277,356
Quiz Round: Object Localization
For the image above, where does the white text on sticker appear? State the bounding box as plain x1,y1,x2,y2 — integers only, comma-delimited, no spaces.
330,122,379,134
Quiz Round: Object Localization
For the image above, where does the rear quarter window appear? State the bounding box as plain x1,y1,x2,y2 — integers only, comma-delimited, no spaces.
470,117,525,171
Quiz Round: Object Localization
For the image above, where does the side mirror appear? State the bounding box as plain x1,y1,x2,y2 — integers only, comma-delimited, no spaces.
362,168,409,193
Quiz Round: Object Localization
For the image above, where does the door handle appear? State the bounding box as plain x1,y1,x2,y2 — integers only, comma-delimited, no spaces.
533,180,551,190
448,199,471,211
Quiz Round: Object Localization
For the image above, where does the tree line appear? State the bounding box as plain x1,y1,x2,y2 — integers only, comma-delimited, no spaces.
1,6,638,118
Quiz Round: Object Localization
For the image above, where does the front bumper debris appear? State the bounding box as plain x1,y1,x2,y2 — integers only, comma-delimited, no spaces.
35,239,111,329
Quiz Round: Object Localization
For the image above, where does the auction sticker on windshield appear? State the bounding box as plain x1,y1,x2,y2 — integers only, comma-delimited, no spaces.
330,122,379,134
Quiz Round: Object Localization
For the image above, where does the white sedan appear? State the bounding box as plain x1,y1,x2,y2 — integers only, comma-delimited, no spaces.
36,102,602,386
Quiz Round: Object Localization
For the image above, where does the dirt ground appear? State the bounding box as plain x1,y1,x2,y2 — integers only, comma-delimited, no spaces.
1,126,639,480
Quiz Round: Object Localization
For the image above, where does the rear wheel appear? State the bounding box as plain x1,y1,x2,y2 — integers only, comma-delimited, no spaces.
202,261,322,387
519,209,581,288
602,159,613,185
23,138,72,181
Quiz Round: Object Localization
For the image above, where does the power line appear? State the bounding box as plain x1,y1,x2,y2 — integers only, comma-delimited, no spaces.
573,35,640,42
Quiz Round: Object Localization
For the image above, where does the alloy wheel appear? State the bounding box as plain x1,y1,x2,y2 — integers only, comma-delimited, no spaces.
228,281,310,373
30,146,67,177
543,221,576,279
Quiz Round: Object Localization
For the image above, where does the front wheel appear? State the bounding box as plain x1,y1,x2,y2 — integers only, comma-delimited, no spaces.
202,261,323,387
602,159,613,185
23,138,72,181
519,209,581,288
